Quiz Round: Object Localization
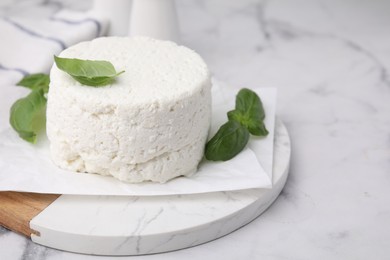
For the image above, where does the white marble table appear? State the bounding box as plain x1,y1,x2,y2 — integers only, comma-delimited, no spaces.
1,0,390,259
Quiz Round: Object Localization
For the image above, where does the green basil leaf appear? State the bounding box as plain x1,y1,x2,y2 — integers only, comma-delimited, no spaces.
9,89,47,143
228,88,268,136
228,110,268,136
234,88,265,119
205,120,250,161
54,56,125,87
17,73,50,93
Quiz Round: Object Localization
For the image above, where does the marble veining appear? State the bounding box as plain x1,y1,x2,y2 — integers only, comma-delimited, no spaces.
1,0,390,259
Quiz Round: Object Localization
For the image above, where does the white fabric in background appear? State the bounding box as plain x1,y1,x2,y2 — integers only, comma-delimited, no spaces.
0,5,107,74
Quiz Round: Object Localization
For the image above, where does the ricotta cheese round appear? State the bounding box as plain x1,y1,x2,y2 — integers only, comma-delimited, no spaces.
47,36,211,183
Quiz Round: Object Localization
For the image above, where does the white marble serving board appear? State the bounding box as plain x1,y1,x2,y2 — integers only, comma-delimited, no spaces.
29,120,291,256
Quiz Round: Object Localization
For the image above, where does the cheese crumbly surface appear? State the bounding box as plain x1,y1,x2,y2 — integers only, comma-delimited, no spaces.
47,36,211,183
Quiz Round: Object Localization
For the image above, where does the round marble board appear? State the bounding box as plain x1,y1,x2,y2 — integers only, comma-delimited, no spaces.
29,120,291,256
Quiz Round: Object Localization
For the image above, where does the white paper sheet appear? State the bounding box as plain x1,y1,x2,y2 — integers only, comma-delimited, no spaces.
0,80,276,196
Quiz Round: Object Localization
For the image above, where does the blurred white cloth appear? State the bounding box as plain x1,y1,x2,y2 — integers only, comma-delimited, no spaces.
0,2,107,80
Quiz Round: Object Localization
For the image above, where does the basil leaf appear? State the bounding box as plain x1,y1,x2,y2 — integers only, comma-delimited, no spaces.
9,89,47,143
228,88,268,136
17,73,50,93
228,110,268,136
54,56,125,87
205,120,250,161
234,88,265,119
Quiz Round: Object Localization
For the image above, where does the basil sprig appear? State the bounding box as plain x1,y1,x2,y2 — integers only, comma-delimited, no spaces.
227,88,268,136
54,56,124,87
10,74,49,143
205,88,268,161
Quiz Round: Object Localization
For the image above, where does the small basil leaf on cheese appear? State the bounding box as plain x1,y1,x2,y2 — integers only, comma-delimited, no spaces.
9,88,47,143
54,56,125,87
227,88,268,136
17,73,50,93
205,120,250,161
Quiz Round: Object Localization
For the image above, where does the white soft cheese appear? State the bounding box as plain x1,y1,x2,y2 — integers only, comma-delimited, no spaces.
47,36,211,183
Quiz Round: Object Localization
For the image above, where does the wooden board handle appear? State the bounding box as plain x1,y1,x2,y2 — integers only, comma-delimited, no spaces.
0,192,60,237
